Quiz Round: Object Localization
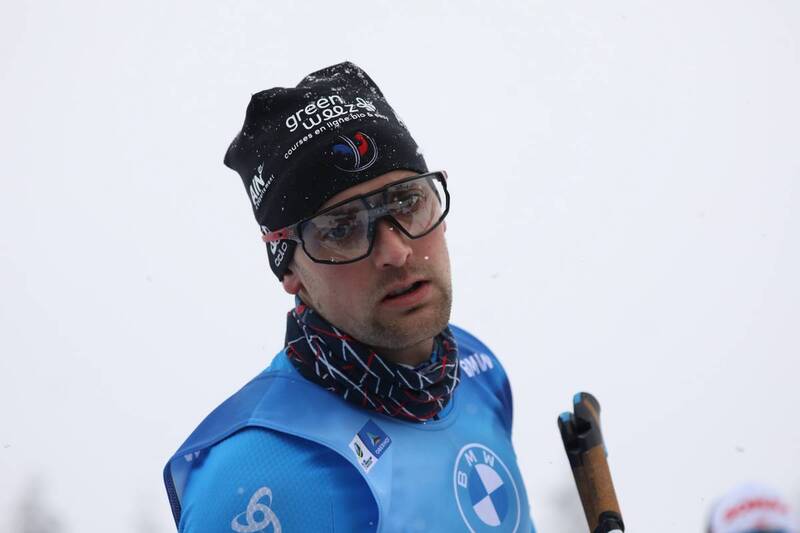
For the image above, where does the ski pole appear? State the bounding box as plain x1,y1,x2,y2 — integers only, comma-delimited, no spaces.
558,392,625,533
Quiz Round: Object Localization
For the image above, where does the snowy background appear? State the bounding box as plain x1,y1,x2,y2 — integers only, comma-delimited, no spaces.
2,1,799,531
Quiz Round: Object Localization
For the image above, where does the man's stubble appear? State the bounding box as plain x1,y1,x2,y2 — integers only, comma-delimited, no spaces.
296,246,453,353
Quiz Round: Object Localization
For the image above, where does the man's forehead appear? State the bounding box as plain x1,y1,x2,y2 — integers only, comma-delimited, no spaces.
318,169,421,211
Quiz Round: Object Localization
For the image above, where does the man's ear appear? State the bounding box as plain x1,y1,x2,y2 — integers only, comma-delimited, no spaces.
281,266,304,295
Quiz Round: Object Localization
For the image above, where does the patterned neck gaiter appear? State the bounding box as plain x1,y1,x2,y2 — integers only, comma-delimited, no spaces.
284,300,460,422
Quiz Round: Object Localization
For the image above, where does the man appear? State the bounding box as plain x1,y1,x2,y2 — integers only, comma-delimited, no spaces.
164,62,535,532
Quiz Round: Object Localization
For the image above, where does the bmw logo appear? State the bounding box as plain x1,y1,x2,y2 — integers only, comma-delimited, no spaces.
453,443,521,533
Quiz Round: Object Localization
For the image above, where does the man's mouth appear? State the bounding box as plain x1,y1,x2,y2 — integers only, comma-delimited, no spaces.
385,281,424,299
381,280,430,305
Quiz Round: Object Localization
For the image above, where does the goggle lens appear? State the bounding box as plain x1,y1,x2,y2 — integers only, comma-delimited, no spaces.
299,172,448,263
302,206,371,262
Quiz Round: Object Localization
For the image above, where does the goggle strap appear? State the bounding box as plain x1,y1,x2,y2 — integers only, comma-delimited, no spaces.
262,227,292,243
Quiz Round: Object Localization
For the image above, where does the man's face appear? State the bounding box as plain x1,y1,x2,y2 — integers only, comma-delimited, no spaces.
282,169,452,354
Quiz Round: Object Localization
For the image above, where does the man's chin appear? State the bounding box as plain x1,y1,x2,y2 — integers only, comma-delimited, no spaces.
369,300,451,348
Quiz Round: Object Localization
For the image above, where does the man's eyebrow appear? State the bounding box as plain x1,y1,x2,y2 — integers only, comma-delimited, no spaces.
317,176,421,212
319,203,361,216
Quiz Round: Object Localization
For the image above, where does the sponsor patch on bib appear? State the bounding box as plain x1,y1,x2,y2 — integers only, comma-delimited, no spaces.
349,420,391,473
453,443,521,532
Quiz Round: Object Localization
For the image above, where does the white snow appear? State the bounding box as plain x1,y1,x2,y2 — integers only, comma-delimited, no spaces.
1,1,799,532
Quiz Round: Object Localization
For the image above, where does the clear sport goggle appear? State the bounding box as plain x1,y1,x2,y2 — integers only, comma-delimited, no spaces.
262,171,450,264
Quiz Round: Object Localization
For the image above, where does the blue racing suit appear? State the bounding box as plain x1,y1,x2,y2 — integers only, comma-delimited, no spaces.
164,325,536,532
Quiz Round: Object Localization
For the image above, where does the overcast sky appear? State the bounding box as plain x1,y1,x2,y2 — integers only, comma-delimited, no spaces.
1,1,799,531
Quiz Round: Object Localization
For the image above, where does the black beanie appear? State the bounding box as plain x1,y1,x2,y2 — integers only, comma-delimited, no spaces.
224,62,428,280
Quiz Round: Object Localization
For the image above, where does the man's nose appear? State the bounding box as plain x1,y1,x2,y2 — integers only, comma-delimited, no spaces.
371,218,412,268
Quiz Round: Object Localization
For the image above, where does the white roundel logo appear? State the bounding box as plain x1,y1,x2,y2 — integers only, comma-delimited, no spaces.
453,443,521,533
